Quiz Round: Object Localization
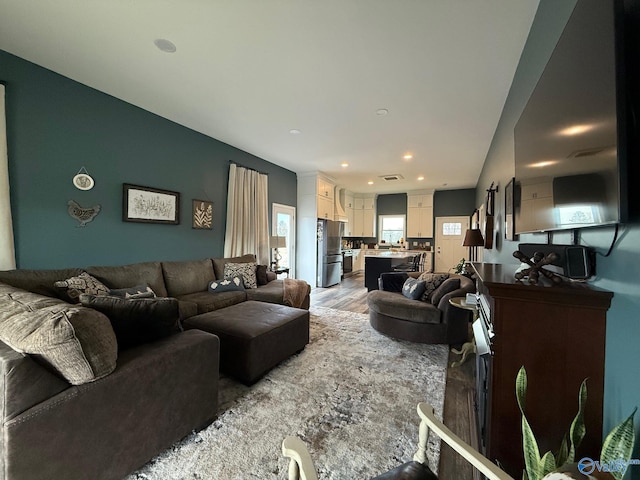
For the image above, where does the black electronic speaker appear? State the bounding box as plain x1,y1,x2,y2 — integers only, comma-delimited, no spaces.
518,243,596,279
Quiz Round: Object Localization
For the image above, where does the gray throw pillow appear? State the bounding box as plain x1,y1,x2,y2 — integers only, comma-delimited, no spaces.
208,276,245,293
0,283,117,385
402,277,427,300
430,277,461,305
80,294,181,350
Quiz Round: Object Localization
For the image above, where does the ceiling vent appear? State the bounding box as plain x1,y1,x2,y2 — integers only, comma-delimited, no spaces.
379,174,404,181
567,146,613,158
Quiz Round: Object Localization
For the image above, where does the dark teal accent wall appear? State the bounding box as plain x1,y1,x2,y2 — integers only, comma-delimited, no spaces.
476,0,640,463
376,193,407,215
433,189,475,218
1,50,297,269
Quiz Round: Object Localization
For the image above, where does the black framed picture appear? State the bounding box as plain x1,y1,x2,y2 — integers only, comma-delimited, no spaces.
505,177,516,240
192,199,213,229
123,184,180,224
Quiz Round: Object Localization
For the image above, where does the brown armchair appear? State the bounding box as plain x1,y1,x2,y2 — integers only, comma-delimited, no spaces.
366,272,475,344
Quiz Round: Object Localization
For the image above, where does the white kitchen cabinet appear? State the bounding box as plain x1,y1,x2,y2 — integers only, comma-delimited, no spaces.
349,195,375,237
344,193,355,236
518,180,554,232
316,177,335,220
317,194,334,220
407,193,433,238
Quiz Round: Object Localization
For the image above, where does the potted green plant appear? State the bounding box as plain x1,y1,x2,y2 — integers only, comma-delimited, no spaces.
516,366,636,480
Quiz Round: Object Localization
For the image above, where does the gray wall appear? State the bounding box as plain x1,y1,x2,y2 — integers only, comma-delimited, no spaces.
1,50,297,269
476,0,640,457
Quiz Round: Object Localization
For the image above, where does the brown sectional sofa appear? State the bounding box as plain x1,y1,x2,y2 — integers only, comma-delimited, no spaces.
0,254,311,480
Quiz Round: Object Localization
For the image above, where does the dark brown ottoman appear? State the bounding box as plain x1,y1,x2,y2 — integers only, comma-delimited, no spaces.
183,300,310,384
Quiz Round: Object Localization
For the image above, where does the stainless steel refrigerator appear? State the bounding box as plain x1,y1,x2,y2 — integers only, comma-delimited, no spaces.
317,219,343,287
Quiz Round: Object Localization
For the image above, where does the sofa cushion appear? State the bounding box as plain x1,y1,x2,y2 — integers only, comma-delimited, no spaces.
86,261,168,298
417,273,450,301
212,254,256,280
80,295,181,350
402,277,426,300
208,276,244,293
246,279,286,304
366,290,441,325
0,283,118,385
54,272,110,302
256,265,269,285
161,258,215,297
224,262,257,289
430,277,461,305
0,268,84,298
175,290,247,314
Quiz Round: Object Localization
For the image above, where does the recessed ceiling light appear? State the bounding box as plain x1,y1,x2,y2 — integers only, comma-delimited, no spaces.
417,176,424,181
154,38,177,53
403,153,413,160
559,124,594,136
289,129,302,135
341,162,349,168
376,108,388,116
529,160,558,168
367,181,374,185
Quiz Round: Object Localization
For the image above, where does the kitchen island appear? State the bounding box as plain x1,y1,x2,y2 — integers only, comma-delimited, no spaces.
364,250,425,291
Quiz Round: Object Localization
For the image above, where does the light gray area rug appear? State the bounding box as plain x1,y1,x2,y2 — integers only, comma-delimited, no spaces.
129,306,448,480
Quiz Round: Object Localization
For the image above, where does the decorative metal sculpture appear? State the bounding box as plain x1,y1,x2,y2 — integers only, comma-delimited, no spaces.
513,250,563,285
68,200,101,227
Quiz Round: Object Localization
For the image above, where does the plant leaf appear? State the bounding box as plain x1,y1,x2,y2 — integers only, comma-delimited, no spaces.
539,451,557,478
556,433,569,467
567,378,588,462
601,407,637,480
516,366,528,413
517,367,544,480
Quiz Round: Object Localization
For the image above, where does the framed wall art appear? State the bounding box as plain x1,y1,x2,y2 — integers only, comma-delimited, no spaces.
505,177,516,240
192,199,213,229
123,184,180,224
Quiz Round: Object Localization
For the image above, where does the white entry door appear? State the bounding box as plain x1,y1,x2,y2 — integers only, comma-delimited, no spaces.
272,203,296,276
435,216,469,273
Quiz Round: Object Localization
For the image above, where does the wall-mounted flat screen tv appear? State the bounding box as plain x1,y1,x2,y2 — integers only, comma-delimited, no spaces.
514,0,636,234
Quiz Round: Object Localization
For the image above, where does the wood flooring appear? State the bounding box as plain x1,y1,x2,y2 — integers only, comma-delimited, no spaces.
310,272,476,479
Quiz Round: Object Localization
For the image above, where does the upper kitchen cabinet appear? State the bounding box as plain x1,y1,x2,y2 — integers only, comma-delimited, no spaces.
347,194,376,237
407,192,433,238
316,177,335,220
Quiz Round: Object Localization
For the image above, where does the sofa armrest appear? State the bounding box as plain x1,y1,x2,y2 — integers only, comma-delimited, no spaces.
0,341,70,422
266,271,277,282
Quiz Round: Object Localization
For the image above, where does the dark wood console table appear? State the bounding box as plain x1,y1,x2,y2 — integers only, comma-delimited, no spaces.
472,263,613,476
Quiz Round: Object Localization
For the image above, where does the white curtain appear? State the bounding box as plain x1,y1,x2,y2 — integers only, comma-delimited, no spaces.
0,85,16,270
224,163,270,264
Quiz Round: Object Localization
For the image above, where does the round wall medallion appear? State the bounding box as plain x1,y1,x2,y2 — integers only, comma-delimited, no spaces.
73,173,94,190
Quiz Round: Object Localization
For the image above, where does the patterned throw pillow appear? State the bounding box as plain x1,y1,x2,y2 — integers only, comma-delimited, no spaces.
417,273,450,302
224,262,257,289
402,277,427,300
208,276,245,293
54,272,110,301
109,284,156,299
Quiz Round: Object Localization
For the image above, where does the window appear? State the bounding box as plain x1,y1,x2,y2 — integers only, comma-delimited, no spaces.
378,215,406,244
442,222,462,236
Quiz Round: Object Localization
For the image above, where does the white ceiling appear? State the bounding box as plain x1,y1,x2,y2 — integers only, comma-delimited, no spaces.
0,0,539,194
